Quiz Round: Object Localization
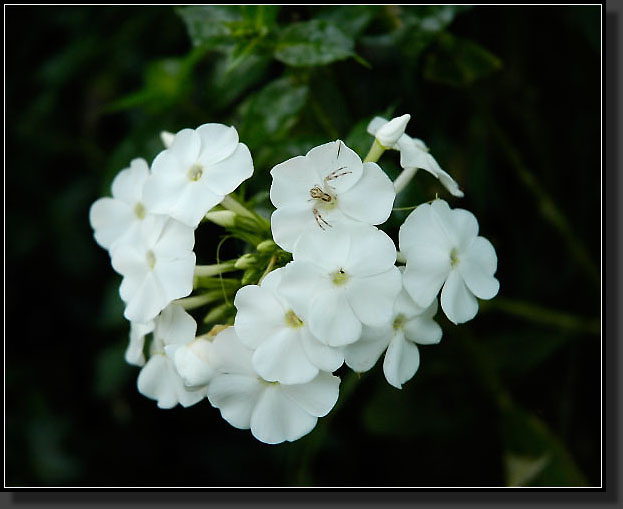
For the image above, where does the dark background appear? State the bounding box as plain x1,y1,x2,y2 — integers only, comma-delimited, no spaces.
5,5,601,487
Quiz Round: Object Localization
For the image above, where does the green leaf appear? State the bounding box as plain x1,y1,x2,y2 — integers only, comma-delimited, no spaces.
176,6,242,50
317,6,380,39
500,402,589,486
238,76,309,149
424,33,503,87
274,19,355,67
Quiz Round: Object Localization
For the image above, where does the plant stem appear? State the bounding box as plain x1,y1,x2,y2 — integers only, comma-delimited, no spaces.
393,167,419,193
363,138,386,163
194,261,238,278
175,293,216,311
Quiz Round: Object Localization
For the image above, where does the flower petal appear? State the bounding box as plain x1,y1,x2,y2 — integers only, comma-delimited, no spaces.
402,255,450,309
399,202,453,257
308,289,362,347
168,128,201,168
346,267,402,327
209,326,255,376
207,373,263,429
234,284,286,349
344,324,392,373
196,123,239,166
440,269,479,324
111,158,150,205
281,371,340,417
344,225,397,277
250,385,317,444
306,140,363,195
270,155,320,209
278,260,332,319
383,334,420,389
299,328,345,373
202,142,254,196
89,198,134,251
123,272,167,324
252,328,319,384
459,236,499,299
338,162,395,225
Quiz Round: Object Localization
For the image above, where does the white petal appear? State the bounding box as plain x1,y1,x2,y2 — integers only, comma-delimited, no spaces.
396,135,431,171
207,373,263,429
154,219,195,257
202,142,254,196
440,269,479,324
270,155,320,209
153,255,195,304
125,321,154,366
155,303,197,346
169,128,201,168
252,328,319,384
234,284,286,349
299,328,344,373
270,203,317,253
278,261,332,319
399,202,453,256
89,198,134,251
338,162,395,226
307,140,363,195
250,385,317,444
459,236,499,300
344,225,397,277
375,114,410,148
209,326,255,376
366,116,388,137
111,158,150,205
123,272,167,324
346,267,402,327
171,339,215,387
137,354,205,409
308,289,362,347
383,334,420,389
402,253,450,309
344,324,392,372
196,123,239,166
404,315,442,345
292,226,352,269
281,371,340,417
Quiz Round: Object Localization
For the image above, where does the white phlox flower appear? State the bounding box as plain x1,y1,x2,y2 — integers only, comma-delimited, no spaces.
344,287,442,389
89,158,155,252
206,326,340,445
234,267,344,385
143,123,254,228
269,140,395,252
136,304,207,409
367,116,464,197
399,199,499,324
111,215,196,324
125,320,155,367
277,224,402,347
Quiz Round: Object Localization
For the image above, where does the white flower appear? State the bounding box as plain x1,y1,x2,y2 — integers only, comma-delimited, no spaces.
278,224,402,347
367,116,463,197
234,267,344,385
143,123,254,228
399,199,499,324
269,140,395,252
374,114,411,148
160,130,175,149
111,216,196,324
136,304,207,409
89,158,154,252
344,288,442,389
206,326,340,445
125,320,154,367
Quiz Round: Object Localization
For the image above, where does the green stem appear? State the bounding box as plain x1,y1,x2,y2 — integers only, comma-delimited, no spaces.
175,293,217,311
258,254,277,285
220,195,256,220
363,138,386,163
393,167,419,193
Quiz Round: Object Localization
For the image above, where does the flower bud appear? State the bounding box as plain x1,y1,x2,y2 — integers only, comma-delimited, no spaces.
169,338,215,387
375,114,411,148
160,130,176,149
205,210,237,228
234,253,257,270
256,239,276,253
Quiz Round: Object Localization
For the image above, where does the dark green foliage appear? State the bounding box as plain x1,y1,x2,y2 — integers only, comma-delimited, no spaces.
6,5,600,487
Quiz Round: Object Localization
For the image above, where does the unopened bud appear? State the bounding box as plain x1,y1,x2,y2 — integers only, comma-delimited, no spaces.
376,114,411,148
234,253,257,270
167,339,215,387
205,210,237,228
256,239,276,252
160,130,176,149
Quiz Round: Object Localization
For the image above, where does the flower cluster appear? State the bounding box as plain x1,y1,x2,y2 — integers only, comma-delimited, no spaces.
89,114,499,444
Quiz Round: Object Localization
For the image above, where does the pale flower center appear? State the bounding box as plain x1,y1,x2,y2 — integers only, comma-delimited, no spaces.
134,202,146,220
331,268,349,286
146,250,156,270
284,310,303,329
450,247,460,267
393,314,407,330
187,164,203,182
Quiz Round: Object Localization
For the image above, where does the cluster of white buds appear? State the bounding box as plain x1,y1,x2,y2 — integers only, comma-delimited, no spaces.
89,114,499,444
